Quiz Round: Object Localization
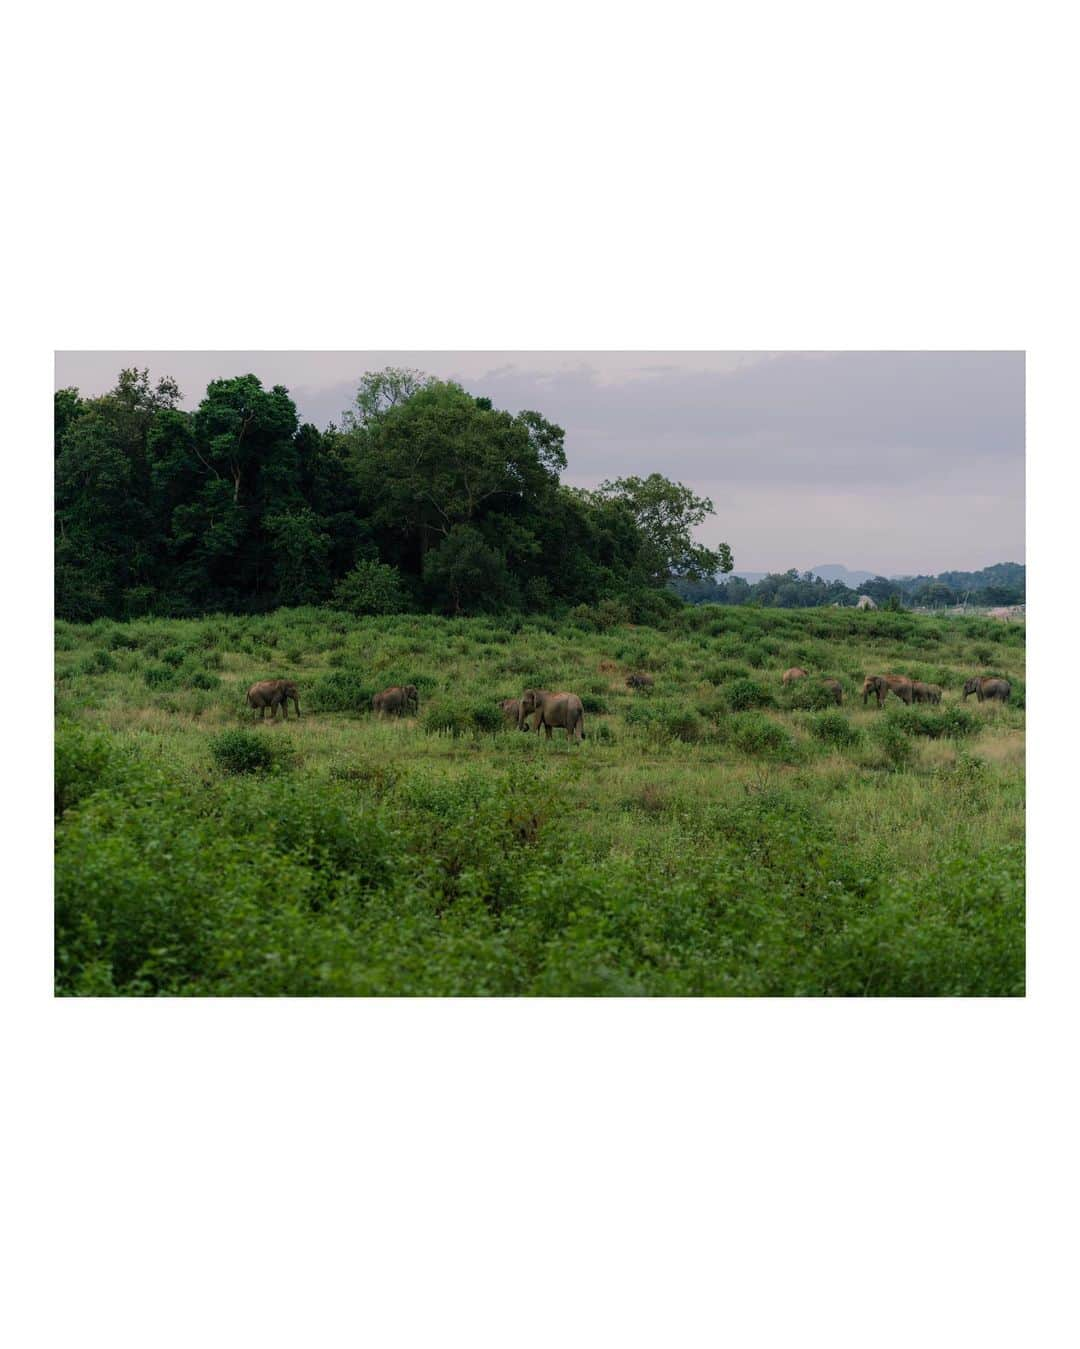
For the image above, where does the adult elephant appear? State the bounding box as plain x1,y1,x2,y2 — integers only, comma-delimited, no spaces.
247,679,300,719
912,681,943,705
782,667,808,685
373,684,419,716
963,676,1011,703
820,678,843,705
862,674,914,707
519,688,586,741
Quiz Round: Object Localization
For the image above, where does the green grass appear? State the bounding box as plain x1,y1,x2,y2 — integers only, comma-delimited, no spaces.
54,605,1025,996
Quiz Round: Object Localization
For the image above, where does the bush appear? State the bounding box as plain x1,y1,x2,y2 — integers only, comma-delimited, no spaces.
55,723,124,817
784,680,837,711
307,671,374,713
143,664,179,689
869,719,914,769
723,677,775,711
809,711,863,749
160,646,188,668
183,668,220,691
329,560,410,616
422,700,502,736
210,730,275,775
729,714,798,759
891,706,979,740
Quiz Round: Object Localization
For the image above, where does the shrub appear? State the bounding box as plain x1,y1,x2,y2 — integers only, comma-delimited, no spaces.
809,711,863,749
307,671,374,713
55,723,124,817
723,677,775,711
330,560,410,616
581,692,609,713
423,700,503,736
784,681,837,711
210,729,279,775
891,706,979,740
729,714,797,759
869,719,914,768
160,646,188,668
143,664,179,690
183,668,220,691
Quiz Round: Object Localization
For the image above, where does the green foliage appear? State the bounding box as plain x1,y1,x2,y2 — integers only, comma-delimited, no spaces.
809,711,863,749
783,680,838,711
869,718,915,769
723,677,775,711
329,560,409,616
53,605,1024,997
143,664,178,689
728,713,798,759
307,671,374,713
209,730,276,775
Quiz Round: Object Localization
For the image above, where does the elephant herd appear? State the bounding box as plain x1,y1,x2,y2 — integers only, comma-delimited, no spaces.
860,672,1010,707
247,667,1011,732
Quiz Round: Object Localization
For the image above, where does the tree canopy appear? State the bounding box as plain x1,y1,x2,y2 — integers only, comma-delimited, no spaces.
55,366,733,620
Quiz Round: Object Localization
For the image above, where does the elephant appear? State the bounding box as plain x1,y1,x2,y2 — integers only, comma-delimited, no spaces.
862,674,914,707
626,672,654,689
519,688,586,741
247,679,300,719
782,667,808,685
500,698,524,725
373,684,419,716
912,681,943,705
963,676,1011,703
820,678,843,705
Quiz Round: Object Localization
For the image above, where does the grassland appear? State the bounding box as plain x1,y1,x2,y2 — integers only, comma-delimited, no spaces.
54,604,1025,996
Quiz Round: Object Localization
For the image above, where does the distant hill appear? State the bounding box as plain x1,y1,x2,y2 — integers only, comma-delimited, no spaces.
808,563,877,586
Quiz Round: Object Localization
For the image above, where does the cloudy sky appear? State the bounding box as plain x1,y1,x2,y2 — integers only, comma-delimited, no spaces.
55,351,1024,576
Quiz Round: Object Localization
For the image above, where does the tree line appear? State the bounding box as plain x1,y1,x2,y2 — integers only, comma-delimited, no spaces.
674,561,1024,610
55,367,732,622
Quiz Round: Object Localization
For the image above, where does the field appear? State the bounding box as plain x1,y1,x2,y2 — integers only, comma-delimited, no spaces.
54,604,1025,996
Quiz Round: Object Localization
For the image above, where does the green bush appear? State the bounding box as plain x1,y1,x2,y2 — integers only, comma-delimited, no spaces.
330,560,410,616
210,730,275,775
891,706,979,739
869,719,914,769
143,664,178,689
422,700,502,736
723,677,775,711
307,671,374,713
784,680,837,711
729,713,797,759
809,711,863,749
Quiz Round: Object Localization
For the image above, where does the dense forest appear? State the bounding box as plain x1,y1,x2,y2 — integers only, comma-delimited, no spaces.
55,367,731,623
674,561,1025,609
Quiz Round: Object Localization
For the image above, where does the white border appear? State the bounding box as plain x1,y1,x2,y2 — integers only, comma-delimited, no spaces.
6,2,1075,1345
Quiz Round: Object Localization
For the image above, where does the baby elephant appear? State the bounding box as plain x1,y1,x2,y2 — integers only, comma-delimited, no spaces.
626,672,654,690
782,667,808,685
247,679,300,719
373,684,419,716
500,697,523,724
912,680,943,704
820,678,843,705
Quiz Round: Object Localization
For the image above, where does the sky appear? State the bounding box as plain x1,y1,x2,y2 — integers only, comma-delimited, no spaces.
54,351,1025,577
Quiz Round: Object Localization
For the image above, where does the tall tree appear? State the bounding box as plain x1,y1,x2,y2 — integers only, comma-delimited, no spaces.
592,474,732,584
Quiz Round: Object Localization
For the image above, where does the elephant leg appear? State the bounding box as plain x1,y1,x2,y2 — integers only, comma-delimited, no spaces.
543,720,552,740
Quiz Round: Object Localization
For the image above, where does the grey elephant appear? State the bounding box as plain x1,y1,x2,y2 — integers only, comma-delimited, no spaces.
912,681,943,704
373,684,419,716
500,698,524,725
963,676,1011,703
518,688,586,741
820,678,843,705
782,667,808,686
247,679,300,719
862,674,914,707
626,672,654,690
